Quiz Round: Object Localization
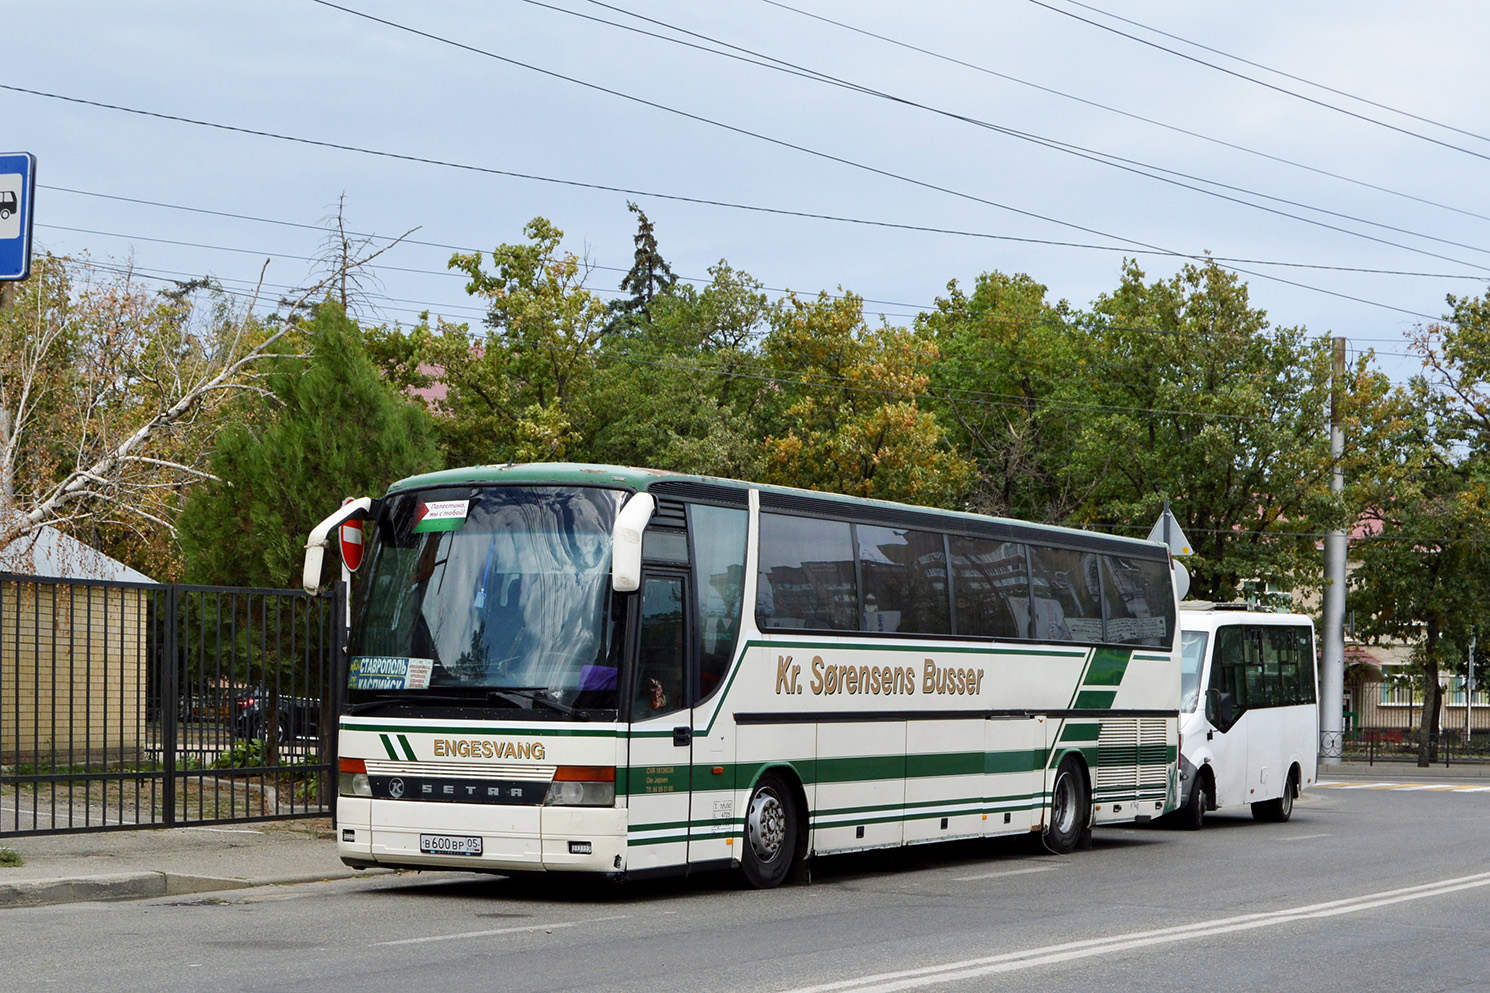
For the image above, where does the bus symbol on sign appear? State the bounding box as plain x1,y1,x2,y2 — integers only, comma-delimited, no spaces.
0,152,37,281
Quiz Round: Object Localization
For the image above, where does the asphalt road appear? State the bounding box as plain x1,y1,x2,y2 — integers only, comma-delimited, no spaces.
14,783,1490,993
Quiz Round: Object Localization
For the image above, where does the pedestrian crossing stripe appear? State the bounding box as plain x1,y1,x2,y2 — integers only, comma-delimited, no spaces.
1316,780,1490,793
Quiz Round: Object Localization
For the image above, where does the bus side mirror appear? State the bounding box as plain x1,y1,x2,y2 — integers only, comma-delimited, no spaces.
303,497,373,593
611,492,656,593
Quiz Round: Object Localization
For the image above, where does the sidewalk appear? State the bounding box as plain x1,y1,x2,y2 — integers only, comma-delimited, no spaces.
3,760,1486,910
0,817,389,910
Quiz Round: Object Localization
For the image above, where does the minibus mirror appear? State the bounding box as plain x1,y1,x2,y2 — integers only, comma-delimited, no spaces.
611,492,655,593
1211,690,1236,730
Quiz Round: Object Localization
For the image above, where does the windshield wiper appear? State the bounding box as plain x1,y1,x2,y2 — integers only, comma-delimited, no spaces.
488,687,589,721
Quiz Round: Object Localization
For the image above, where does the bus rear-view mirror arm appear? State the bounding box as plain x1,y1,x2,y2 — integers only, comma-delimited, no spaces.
303,497,373,593
611,492,655,593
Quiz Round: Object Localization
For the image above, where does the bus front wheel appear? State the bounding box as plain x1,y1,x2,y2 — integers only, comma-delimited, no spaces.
1177,771,1208,831
741,772,800,888
1045,756,1090,854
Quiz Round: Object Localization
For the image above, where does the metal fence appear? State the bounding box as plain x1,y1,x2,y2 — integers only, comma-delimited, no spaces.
1342,678,1490,766
0,575,344,836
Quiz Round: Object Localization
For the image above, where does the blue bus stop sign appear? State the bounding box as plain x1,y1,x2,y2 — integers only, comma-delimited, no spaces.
0,153,37,281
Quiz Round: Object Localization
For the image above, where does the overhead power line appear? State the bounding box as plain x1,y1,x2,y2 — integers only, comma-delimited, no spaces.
1028,0,1490,163
1056,0,1490,147
294,5,1452,321
754,0,1490,226
44,183,1487,284
552,0,1490,271
0,78,1441,322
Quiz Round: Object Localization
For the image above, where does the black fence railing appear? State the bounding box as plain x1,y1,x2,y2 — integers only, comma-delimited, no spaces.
1342,679,1490,766
0,575,344,836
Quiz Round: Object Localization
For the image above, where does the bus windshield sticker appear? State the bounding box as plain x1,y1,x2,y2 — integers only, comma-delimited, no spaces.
349,656,435,690
412,499,471,533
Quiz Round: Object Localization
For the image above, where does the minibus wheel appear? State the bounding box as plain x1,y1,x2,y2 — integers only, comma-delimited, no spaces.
1251,768,1297,823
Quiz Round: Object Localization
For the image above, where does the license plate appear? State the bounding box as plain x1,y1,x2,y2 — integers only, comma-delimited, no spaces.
420,833,483,856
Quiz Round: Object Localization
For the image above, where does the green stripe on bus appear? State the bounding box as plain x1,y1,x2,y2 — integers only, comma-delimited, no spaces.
1058,723,1103,742
1073,690,1117,709
379,734,399,760
1083,647,1132,686
396,734,417,761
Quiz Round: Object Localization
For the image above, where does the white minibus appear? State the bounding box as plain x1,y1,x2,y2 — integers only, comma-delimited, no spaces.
1175,604,1318,828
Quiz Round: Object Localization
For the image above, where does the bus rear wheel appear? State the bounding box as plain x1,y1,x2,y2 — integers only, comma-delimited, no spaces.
1252,768,1297,823
741,772,800,889
1045,756,1090,854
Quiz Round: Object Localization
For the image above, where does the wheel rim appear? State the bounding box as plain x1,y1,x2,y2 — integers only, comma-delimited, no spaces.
1051,771,1078,835
1281,779,1294,817
747,787,787,862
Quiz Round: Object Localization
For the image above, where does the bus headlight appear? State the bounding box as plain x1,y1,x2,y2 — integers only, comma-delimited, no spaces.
543,766,616,806
339,757,372,797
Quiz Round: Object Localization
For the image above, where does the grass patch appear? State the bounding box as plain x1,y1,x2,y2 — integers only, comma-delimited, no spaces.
0,848,24,867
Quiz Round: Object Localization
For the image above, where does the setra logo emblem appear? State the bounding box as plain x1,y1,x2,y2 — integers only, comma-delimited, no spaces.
388,778,405,799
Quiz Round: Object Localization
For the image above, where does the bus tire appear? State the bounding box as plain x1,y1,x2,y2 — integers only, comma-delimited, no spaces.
1178,770,1208,831
1252,768,1296,823
1045,756,1089,854
741,772,800,889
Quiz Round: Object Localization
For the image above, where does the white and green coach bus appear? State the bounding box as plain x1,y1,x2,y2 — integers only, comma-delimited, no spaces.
305,463,1181,887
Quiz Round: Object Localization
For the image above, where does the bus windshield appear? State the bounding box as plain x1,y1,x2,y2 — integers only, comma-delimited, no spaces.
1180,630,1208,713
348,485,626,713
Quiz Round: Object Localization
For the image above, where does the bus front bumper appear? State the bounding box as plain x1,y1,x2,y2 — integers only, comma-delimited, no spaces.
337,798,628,873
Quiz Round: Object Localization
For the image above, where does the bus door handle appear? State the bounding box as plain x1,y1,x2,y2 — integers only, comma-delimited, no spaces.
673,726,693,747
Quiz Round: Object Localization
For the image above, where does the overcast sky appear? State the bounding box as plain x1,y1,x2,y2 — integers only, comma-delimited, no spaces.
8,1,1490,381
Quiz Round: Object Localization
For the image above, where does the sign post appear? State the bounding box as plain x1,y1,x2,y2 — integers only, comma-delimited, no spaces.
0,153,37,285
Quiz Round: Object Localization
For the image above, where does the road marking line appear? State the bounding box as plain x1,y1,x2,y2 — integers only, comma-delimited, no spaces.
1452,786,1490,793
1332,783,1399,789
1277,833,1331,842
954,865,1062,882
374,914,631,946
776,871,1490,993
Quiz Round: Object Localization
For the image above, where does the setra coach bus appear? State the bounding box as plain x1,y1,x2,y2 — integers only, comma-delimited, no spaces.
305,463,1182,887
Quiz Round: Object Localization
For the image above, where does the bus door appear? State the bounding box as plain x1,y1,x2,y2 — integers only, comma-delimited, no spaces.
1205,625,1249,808
625,570,695,872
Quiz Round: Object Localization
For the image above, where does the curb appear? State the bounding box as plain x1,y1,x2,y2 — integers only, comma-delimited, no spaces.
0,867,391,911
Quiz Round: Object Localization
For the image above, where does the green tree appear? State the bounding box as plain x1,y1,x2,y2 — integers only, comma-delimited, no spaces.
1351,299,1490,764
918,270,1082,520
758,290,971,506
434,218,609,466
177,302,441,588
608,201,678,331
582,261,774,478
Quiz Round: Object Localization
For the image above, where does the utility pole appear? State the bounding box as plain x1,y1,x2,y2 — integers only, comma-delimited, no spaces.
1320,337,1347,765
1468,631,1476,748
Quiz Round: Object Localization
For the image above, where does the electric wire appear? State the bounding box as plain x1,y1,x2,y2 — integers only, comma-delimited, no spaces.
0,79,1449,322
551,0,1490,270
290,6,1455,321
43,183,1488,284
755,0,1490,225
1028,0,1490,163
1057,0,1490,146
